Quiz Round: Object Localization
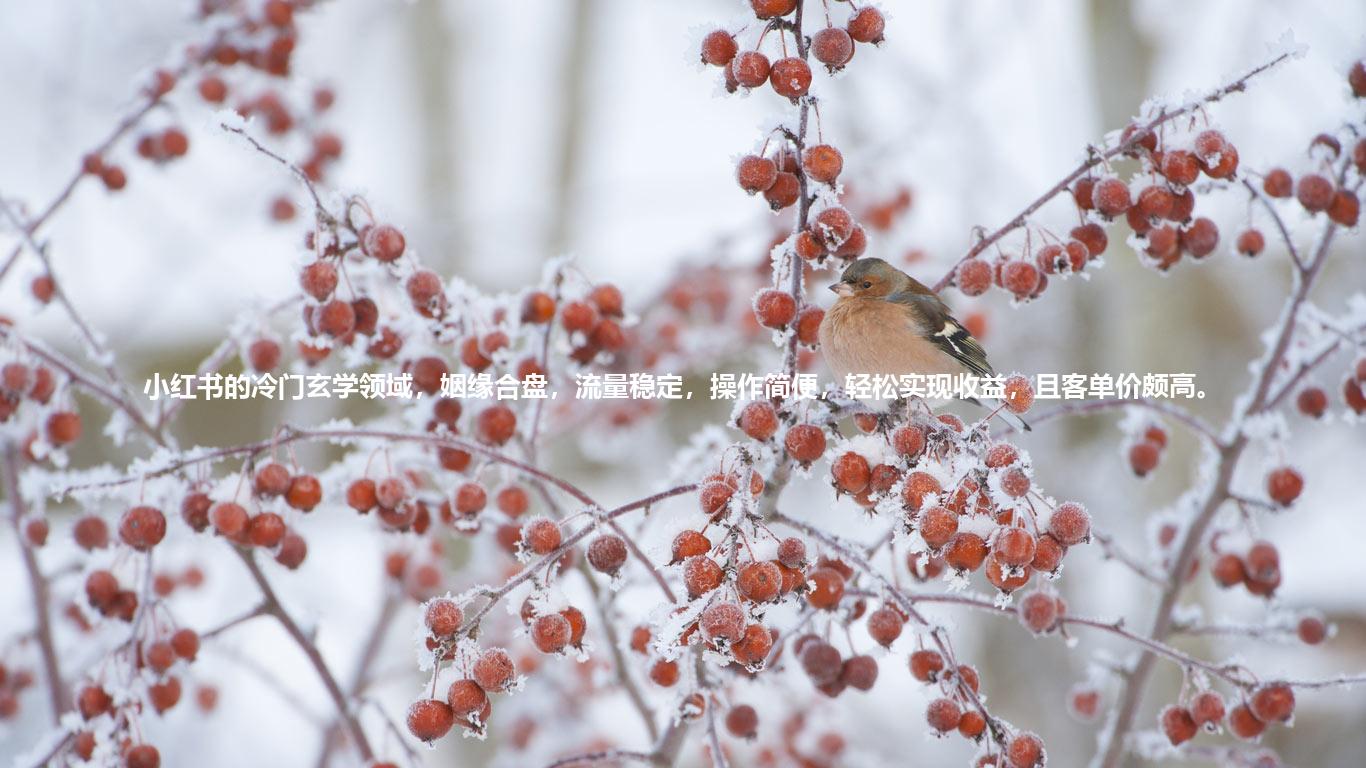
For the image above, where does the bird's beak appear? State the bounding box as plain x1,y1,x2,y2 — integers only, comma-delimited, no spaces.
829,282,854,297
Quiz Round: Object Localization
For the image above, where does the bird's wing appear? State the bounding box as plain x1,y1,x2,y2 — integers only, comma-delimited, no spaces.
885,290,995,379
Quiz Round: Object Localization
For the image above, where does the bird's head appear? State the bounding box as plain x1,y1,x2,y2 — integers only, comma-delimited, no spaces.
829,257,917,299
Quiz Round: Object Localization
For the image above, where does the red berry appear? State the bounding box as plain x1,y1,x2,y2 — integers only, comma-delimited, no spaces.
812,28,854,70
476,405,517,445
750,0,797,19
1351,60,1366,98
1249,683,1294,723
700,30,738,67
754,289,797,329
649,659,679,687
73,515,109,550
119,505,166,551
1236,228,1265,257
1296,174,1334,213
1047,501,1090,546
1161,705,1198,746
805,567,845,610
732,51,771,88
530,613,571,653
1005,732,1045,768
522,517,562,555
253,462,291,497
45,411,82,445
1129,440,1161,477
425,598,463,636
831,452,871,494
800,641,843,686
1161,150,1200,186
1263,168,1293,198
1266,467,1303,506
447,678,489,719
926,697,962,733
1003,375,1034,414
407,699,455,742
777,537,807,569
170,628,199,661
736,154,778,194
1210,553,1247,588
866,607,904,647
1328,190,1360,227
769,57,812,100
473,648,515,692
847,7,886,44
1017,590,1059,634
587,534,628,575
909,649,944,682
764,171,800,209
725,704,759,739
1190,691,1226,728
892,425,926,458
737,560,782,603
943,532,988,572
364,224,406,262
784,424,826,466
802,144,843,184
285,474,322,511
1228,704,1266,740
1181,217,1219,259
919,506,958,551
247,512,286,548
956,259,992,296
1092,177,1131,217
1297,616,1328,645
125,744,161,768
1071,223,1108,257
700,602,746,646
1001,261,1041,299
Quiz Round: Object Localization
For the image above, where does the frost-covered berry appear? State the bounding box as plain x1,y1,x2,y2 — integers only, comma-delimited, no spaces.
425,598,463,636
1161,150,1200,186
1048,501,1090,546
944,532,987,573
700,602,746,646
473,648,515,692
650,659,679,687
1190,690,1226,728
866,607,904,647
1017,590,1059,634
737,560,782,602
806,567,845,610
958,711,987,739
909,649,944,682
1249,683,1294,723
784,424,826,466
831,451,871,494
1161,705,1198,746
1003,375,1033,414
802,144,843,184
925,698,962,733
120,506,166,551
447,679,488,719
587,534,628,575
1263,168,1293,198
407,699,454,743
364,224,406,262
1032,533,1065,574
999,467,1031,498
1266,467,1303,506
847,7,886,44
683,555,724,597
1000,261,1041,300
1181,217,1219,258
1005,732,1045,768
776,537,807,570
285,474,322,511
477,405,517,445
736,154,778,194
700,30,738,67
522,518,562,555
530,613,571,653
1296,174,1334,213
1228,703,1266,740
1210,553,1246,588
732,51,771,88
796,306,824,346
956,258,992,296
919,505,958,551
299,261,337,300
1091,177,1131,217
812,28,854,70
764,170,800,209
1071,223,1108,257
754,289,797,329
800,640,843,686
1328,190,1360,227
993,527,1036,567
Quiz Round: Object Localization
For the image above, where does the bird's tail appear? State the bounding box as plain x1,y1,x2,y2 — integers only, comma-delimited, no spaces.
965,397,1032,432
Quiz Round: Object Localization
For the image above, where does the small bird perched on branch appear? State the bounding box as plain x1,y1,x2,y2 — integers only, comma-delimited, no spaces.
818,257,1030,430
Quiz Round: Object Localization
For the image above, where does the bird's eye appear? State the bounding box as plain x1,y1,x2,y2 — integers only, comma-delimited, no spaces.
861,281,872,289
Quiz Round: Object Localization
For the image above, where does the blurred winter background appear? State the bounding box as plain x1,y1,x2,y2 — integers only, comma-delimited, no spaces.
2,0,1365,766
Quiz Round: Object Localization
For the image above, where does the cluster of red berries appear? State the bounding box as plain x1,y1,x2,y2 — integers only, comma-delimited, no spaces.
0,663,37,720
1126,423,1169,478
0,360,62,437
1159,682,1295,746
700,5,884,98
956,222,1107,302
404,597,519,742
1303,357,1366,417
1210,539,1282,598
70,626,200,765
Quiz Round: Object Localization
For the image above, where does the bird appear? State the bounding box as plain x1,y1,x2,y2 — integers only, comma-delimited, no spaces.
817,257,1030,430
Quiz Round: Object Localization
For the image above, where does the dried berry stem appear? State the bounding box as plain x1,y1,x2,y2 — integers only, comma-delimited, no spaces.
1091,530,1166,586
931,49,1295,293
1008,396,1219,443
541,749,655,768
3,442,68,723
